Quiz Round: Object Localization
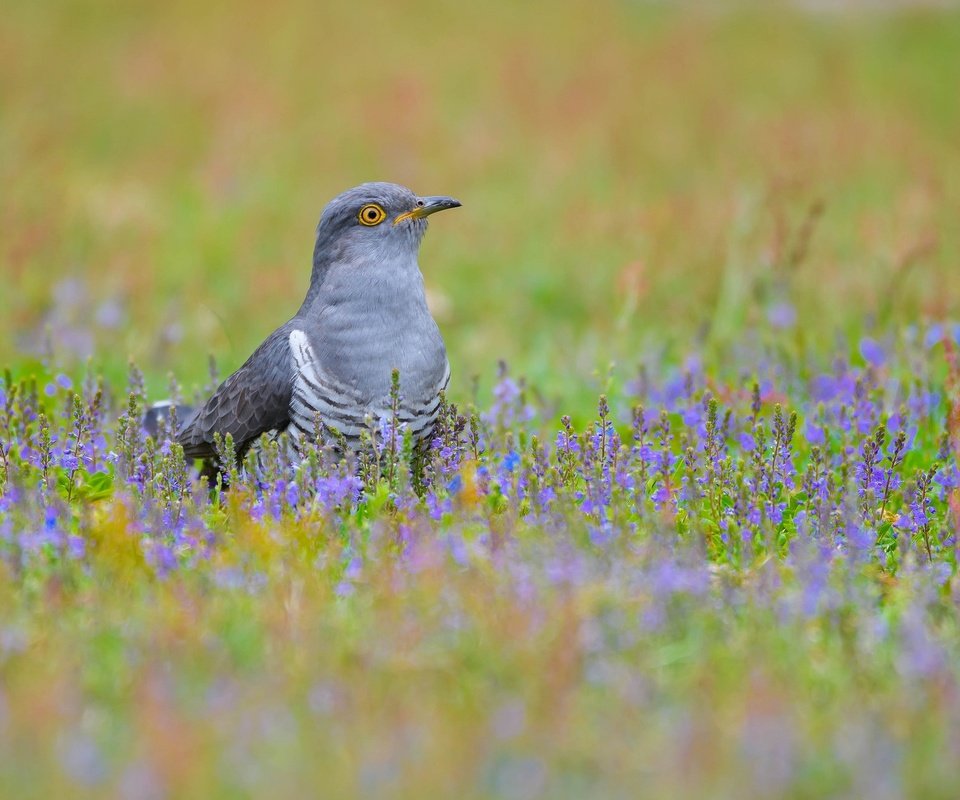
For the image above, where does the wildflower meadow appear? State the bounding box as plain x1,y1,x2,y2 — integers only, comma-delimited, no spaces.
4,2,960,798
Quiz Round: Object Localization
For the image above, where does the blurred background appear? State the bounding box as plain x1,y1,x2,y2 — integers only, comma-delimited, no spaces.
2,0,959,402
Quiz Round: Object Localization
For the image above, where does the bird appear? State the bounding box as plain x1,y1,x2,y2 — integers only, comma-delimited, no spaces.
145,182,461,465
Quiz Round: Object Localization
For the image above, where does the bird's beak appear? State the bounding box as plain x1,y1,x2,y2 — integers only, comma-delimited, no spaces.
394,196,462,225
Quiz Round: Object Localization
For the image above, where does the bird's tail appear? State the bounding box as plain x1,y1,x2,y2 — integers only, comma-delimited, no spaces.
142,401,195,440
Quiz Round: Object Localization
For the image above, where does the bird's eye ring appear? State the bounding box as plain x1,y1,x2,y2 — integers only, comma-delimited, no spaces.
358,203,387,226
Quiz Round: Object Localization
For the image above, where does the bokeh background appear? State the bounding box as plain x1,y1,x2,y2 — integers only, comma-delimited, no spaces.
3,0,959,403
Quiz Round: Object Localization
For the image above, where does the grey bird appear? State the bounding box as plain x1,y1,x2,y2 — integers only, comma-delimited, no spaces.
146,182,460,462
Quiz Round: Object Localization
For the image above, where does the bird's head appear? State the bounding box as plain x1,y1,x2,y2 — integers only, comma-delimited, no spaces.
312,182,461,271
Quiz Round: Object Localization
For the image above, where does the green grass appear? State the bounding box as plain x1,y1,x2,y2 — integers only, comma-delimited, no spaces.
4,1,960,406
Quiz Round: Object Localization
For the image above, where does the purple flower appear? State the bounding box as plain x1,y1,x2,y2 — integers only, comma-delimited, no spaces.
315,475,362,508
426,491,451,520
810,375,838,402
767,301,797,329
805,421,825,447
67,535,86,560
147,542,178,577
652,483,672,507
285,481,300,507
343,555,363,581
859,338,886,368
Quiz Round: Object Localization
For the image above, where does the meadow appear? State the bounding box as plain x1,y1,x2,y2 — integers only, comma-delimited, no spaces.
3,1,960,797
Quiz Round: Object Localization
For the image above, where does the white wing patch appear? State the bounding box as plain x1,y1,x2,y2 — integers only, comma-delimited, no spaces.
289,329,314,377
288,329,323,439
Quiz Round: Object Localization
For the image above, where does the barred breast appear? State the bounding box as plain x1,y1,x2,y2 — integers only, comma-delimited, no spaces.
286,329,449,451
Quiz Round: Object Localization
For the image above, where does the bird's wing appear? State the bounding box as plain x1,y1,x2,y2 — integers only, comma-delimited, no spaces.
178,324,294,461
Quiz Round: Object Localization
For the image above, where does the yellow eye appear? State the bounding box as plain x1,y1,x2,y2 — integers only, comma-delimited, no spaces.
358,203,387,226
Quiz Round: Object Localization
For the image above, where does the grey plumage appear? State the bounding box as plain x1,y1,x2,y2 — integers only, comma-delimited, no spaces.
150,182,460,463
